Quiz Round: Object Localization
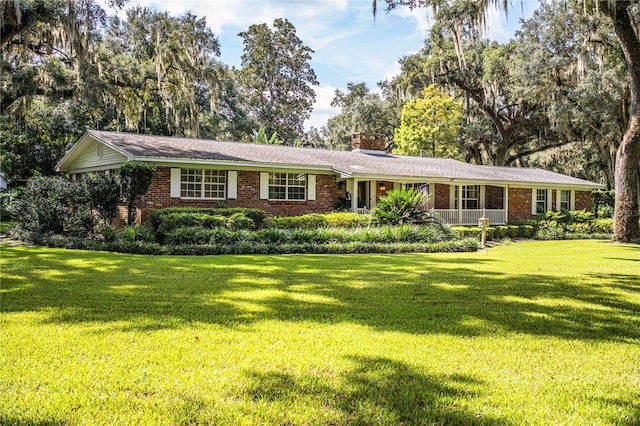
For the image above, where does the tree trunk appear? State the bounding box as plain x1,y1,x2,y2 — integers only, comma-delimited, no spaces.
603,1,640,242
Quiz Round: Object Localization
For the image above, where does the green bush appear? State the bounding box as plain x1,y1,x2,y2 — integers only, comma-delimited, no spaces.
507,226,520,238
165,226,212,245
371,188,429,225
518,225,535,238
494,226,509,239
451,226,495,241
591,218,613,233
227,213,255,231
322,212,370,228
147,207,267,234
118,225,156,243
10,175,95,236
265,213,328,229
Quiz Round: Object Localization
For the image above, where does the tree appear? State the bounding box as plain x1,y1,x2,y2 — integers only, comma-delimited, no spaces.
393,85,463,157
377,0,640,241
237,18,318,144
326,82,400,150
119,161,155,225
83,173,121,225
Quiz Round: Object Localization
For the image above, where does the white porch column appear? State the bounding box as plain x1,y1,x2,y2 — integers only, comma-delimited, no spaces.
458,185,463,225
351,179,358,212
504,186,509,224
480,185,486,209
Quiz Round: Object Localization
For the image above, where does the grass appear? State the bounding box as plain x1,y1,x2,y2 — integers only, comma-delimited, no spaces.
1,240,639,425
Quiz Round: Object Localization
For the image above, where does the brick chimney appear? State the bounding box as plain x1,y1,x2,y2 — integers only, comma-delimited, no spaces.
352,132,386,152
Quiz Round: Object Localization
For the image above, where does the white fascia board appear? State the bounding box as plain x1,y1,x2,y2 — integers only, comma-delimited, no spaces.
346,173,603,190
143,157,335,174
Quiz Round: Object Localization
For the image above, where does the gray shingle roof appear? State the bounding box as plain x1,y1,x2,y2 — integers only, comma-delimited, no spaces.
78,130,602,188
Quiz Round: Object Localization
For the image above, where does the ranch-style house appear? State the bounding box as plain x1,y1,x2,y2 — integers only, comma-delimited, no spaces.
57,131,604,225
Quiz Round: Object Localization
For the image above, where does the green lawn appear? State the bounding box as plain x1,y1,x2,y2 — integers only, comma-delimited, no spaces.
1,240,639,425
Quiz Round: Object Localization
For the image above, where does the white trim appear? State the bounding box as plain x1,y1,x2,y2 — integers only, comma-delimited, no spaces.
547,189,553,212
479,185,486,210
531,189,537,215
449,185,456,210
555,190,561,211
570,190,575,210
260,172,269,199
170,168,181,198
307,174,316,201
504,186,509,224
228,171,238,199
393,182,401,191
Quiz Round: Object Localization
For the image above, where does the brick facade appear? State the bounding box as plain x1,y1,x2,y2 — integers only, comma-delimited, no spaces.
485,185,504,210
124,167,345,224
575,190,592,211
433,184,450,209
114,167,594,225
508,187,534,222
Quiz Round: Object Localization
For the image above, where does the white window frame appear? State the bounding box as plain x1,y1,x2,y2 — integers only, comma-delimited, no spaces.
559,190,571,211
268,172,307,201
453,185,480,210
535,189,547,214
180,169,227,200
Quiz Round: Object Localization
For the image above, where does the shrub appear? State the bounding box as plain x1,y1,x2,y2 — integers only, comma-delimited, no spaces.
147,207,266,235
98,225,118,242
83,174,120,225
371,188,429,225
507,226,520,238
118,225,155,243
265,213,328,229
518,225,535,238
119,161,156,225
227,213,255,231
10,175,94,235
165,226,212,245
322,212,370,228
155,213,227,239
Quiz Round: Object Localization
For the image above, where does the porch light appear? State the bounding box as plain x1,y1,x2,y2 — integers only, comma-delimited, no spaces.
378,182,387,191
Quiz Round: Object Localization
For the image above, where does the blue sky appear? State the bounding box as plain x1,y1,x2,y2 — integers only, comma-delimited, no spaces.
103,0,539,130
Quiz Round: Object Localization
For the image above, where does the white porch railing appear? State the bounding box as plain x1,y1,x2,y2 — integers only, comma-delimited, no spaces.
431,209,506,226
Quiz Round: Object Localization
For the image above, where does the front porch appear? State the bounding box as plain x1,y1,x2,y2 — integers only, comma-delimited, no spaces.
346,180,508,225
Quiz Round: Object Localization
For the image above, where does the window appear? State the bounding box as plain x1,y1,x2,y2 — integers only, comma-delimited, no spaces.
454,185,480,209
559,190,570,210
536,189,547,213
180,169,226,199
269,172,306,200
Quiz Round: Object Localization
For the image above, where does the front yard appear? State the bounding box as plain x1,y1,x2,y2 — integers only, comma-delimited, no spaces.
1,240,638,425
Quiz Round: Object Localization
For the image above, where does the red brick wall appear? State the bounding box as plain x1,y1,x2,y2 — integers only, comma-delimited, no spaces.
433,184,450,209
575,190,592,211
485,185,504,209
508,187,534,222
131,167,344,223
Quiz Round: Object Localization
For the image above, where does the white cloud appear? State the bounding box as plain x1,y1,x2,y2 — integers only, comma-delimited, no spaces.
305,84,340,130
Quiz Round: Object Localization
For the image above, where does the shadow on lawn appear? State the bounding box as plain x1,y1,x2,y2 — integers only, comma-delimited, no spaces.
240,355,510,425
1,245,639,342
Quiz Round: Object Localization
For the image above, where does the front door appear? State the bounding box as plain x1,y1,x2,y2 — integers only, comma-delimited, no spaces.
357,181,369,209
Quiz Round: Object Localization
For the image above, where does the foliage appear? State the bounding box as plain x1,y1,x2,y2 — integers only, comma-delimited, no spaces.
265,213,329,229
119,161,156,225
393,85,463,158
321,212,371,228
83,173,121,225
2,241,639,423
9,175,94,236
325,82,401,150
226,213,255,231
147,207,267,237
237,18,318,144
371,188,429,225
